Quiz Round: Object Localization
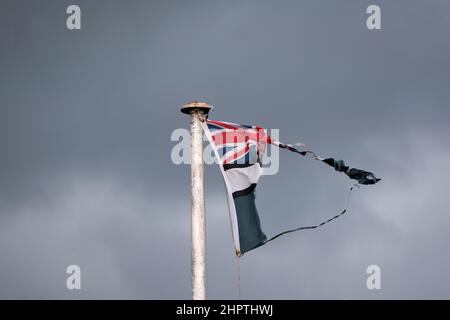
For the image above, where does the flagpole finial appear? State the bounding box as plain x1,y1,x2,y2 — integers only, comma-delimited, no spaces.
180,101,213,115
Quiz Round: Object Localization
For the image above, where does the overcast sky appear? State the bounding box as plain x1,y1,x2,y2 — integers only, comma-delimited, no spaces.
1,0,450,299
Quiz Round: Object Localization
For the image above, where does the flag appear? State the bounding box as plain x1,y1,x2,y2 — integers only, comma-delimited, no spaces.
202,119,380,256
202,120,269,255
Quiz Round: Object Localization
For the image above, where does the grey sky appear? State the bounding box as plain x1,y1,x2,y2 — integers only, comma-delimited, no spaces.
1,0,450,298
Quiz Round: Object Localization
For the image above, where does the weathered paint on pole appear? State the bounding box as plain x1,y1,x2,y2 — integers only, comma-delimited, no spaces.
181,101,212,300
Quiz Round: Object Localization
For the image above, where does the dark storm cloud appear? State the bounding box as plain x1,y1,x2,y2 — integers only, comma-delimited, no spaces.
0,0,450,298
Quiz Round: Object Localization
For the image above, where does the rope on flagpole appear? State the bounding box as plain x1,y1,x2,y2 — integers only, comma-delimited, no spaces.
265,183,360,244
234,254,242,300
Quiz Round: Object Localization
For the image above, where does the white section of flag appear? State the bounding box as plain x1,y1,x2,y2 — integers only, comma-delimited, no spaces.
225,165,262,194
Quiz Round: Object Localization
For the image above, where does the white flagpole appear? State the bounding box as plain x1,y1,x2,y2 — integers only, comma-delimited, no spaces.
181,101,212,300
